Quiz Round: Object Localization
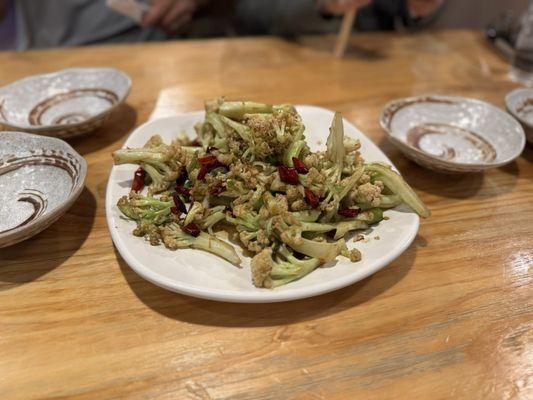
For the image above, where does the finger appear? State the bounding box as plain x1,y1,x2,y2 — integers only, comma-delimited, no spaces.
409,0,443,17
162,11,193,35
142,0,172,28
161,1,190,31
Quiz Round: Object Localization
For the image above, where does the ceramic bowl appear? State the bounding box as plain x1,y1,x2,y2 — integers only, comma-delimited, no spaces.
0,68,131,139
380,95,526,173
505,88,533,144
0,131,87,247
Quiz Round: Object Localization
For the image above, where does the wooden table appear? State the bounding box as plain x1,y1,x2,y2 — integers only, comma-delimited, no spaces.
1,30,531,400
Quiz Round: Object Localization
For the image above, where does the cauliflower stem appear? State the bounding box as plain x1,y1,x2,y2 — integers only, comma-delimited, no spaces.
163,223,241,266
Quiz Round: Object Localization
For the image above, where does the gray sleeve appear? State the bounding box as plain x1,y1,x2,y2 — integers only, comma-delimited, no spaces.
15,0,165,50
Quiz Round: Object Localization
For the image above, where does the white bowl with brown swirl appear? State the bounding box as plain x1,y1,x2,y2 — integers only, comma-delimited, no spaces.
0,131,87,247
380,95,526,173
0,68,131,139
505,88,533,144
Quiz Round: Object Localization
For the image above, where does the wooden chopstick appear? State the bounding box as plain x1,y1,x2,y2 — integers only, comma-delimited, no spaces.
334,9,356,58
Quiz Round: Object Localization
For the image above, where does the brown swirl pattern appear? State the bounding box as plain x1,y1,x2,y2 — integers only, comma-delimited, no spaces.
516,98,533,117
0,99,7,122
406,123,497,162
28,88,119,126
52,112,91,125
382,97,456,129
1,189,48,234
0,150,82,233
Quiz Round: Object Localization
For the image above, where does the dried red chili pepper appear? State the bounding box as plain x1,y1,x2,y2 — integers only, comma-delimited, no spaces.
170,206,180,215
198,155,220,168
197,166,208,181
209,182,225,196
197,155,225,181
176,169,188,186
304,188,319,208
131,167,146,192
338,208,360,218
176,185,190,196
278,165,299,184
182,222,201,237
292,157,309,174
172,194,187,213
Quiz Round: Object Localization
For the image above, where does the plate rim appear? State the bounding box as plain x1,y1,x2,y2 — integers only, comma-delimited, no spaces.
0,67,132,131
106,106,420,303
379,94,526,169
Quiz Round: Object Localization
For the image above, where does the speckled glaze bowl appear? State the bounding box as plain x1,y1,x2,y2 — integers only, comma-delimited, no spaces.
0,131,87,247
505,88,533,144
0,68,131,139
380,95,526,173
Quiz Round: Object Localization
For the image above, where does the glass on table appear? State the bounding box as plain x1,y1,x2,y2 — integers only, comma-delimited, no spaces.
510,0,533,86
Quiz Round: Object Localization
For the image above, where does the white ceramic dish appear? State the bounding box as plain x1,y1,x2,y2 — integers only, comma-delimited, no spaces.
106,106,420,303
0,68,131,139
0,131,87,248
505,88,533,144
380,95,526,173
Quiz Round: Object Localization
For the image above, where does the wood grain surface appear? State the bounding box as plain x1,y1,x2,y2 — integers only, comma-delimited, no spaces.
0,30,532,400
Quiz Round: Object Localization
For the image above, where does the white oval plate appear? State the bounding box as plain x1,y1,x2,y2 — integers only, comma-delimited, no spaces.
106,106,419,303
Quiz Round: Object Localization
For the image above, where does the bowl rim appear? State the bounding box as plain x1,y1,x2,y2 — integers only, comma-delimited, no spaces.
0,131,87,246
379,94,526,169
505,87,533,129
0,67,132,131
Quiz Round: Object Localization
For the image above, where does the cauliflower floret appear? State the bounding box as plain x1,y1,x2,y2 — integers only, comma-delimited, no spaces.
256,230,271,246
144,135,164,148
346,248,362,262
280,226,304,246
251,248,274,288
263,193,289,216
343,137,361,153
356,182,382,207
303,153,323,169
285,187,308,211
286,186,301,203
290,199,308,211
133,223,162,246
243,109,303,160
307,167,326,185
358,172,371,184
239,231,263,253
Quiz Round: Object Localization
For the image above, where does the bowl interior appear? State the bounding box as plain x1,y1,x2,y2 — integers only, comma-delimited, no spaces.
382,96,525,166
0,132,86,236
0,68,130,129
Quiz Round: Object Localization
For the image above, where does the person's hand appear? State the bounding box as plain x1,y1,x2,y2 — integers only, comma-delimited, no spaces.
407,0,444,18
317,0,372,16
142,0,205,34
